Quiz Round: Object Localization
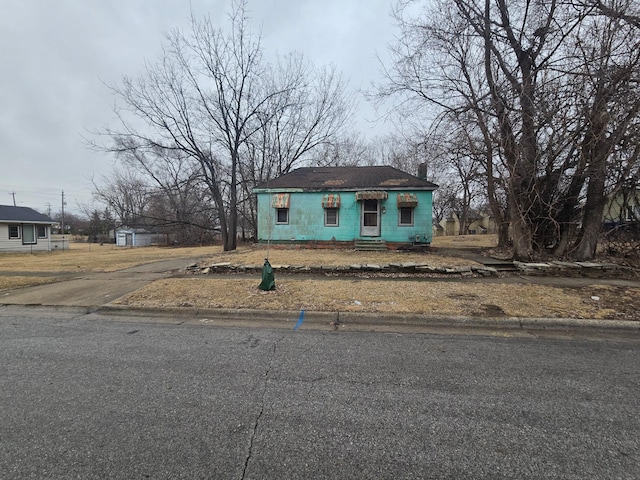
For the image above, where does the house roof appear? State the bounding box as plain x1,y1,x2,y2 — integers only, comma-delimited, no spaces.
0,205,55,224
254,166,438,192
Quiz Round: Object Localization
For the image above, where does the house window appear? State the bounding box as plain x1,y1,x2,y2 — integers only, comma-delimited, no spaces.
22,224,36,244
37,225,48,239
325,208,339,226
276,208,289,224
8,225,20,239
399,207,414,226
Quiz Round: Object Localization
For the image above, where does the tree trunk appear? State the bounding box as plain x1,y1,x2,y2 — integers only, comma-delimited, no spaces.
575,200,605,261
496,218,510,248
225,151,239,252
509,194,534,260
575,150,608,261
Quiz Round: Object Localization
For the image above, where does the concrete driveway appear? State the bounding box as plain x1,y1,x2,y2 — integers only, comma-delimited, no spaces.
0,258,196,309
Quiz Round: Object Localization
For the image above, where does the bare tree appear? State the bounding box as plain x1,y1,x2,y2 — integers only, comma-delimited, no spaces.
310,134,372,167
92,169,150,228
94,1,351,250
378,0,640,260
570,8,640,259
95,2,285,250
108,141,218,244
374,0,513,245
237,56,354,237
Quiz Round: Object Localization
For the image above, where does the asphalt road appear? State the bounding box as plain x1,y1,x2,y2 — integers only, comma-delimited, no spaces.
1,307,638,479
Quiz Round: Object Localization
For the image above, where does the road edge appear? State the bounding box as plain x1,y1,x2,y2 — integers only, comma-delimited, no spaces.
93,304,640,333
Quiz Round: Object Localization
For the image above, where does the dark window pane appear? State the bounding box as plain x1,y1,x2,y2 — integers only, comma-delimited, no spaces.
363,199,377,211
399,208,413,225
364,212,378,226
276,208,289,224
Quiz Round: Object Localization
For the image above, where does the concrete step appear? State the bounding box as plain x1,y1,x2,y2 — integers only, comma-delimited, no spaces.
354,239,388,251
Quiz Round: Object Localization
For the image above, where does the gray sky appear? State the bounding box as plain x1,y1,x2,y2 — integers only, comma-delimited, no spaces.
0,0,398,215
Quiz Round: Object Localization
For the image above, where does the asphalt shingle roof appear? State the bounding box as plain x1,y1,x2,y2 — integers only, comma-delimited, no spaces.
255,166,438,191
0,205,55,223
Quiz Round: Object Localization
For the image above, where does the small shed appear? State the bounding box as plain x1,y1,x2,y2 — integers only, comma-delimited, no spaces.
253,166,438,249
0,205,55,253
115,228,155,247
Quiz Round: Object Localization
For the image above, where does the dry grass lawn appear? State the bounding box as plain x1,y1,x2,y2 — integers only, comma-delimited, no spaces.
0,276,59,291
0,237,484,274
199,246,479,268
431,234,498,248
0,243,221,273
0,243,220,293
115,277,626,320
3,236,639,321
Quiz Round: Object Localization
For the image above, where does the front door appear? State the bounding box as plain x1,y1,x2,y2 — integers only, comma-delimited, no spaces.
361,199,381,236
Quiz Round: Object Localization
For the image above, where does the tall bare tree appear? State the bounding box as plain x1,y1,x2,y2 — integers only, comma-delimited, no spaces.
95,1,351,250
238,55,354,237
378,0,640,260
92,169,150,229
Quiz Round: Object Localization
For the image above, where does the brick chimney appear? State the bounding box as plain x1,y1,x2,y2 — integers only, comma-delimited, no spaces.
417,162,428,179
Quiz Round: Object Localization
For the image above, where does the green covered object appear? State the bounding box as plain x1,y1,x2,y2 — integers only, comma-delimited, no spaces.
259,259,276,291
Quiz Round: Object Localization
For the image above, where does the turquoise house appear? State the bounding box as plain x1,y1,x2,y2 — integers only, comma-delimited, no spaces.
253,166,438,249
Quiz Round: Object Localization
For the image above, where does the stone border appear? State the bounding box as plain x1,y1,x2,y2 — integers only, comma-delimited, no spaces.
513,261,635,278
186,261,498,277
185,259,637,279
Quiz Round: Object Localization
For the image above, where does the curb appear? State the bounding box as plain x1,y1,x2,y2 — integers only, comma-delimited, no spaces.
95,305,640,333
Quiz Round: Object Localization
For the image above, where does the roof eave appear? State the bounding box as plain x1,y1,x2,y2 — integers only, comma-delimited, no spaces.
254,186,437,193
0,219,55,224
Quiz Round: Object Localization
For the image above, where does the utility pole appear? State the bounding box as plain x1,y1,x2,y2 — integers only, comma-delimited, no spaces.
45,203,52,217
61,190,66,235
9,192,16,206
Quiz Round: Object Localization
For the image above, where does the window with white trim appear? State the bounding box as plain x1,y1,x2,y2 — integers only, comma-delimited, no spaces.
8,225,20,239
324,208,339,226
37,225,48,239
399,207,414,226
276,208,289,224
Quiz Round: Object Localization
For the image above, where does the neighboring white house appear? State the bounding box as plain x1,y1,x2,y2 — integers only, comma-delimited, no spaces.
0,205,55,253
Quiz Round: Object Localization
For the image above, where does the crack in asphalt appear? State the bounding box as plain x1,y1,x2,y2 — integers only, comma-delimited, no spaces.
241,337,281,479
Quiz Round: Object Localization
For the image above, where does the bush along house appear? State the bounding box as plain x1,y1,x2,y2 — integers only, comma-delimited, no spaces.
253,166,438,250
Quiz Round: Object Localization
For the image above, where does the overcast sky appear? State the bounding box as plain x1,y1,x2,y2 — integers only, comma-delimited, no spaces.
0,0,399,216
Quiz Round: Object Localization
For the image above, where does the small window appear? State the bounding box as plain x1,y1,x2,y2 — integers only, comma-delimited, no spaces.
9,225,20,239
399,207,414,226
37,225,48,239
325,208,339,226
276,208,289,224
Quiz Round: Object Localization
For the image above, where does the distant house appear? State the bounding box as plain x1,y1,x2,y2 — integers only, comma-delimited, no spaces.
253,166,438,249
603,186,640,237
468,215,496,235
0,205,55,253
440,215,460,236
603,187,640,224
439,212,496,236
